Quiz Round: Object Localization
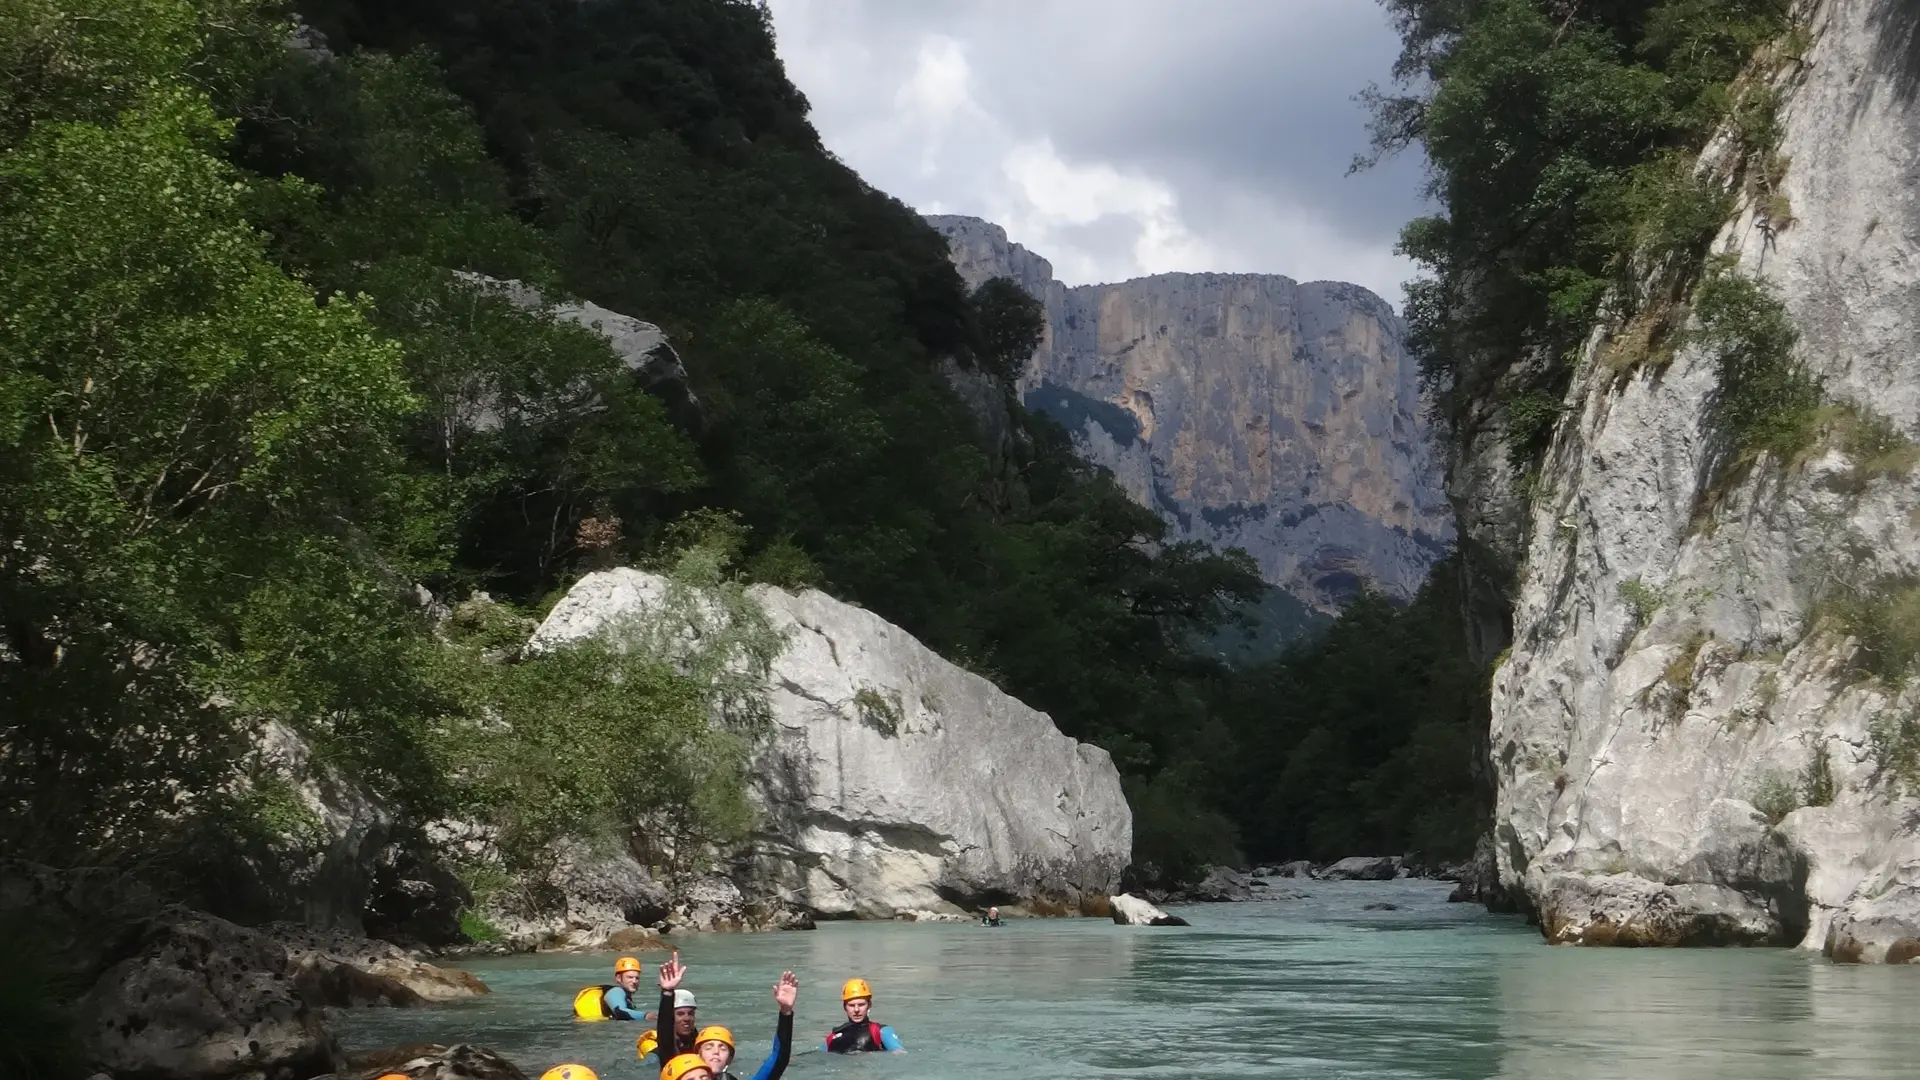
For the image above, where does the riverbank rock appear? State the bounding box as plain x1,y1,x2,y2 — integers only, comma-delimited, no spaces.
1824,869,1920,963
269,924,489,1003
337,1043,528,1080
531,568,1131,918
1454,0,1920,961
1186,866,1255,902
662,874,816,933
76,906,337,1080
1270,860,1315,879
1110,893,1190,926
1316,856,1402,881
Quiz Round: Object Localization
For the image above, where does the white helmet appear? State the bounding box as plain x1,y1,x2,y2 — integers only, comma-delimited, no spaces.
673,989,696,1009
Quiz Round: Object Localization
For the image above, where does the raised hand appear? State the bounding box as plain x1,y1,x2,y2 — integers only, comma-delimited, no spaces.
772,970,798,1014
658,951,686,991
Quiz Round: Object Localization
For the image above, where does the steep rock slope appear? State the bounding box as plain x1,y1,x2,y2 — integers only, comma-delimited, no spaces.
929,215,1452,609
531,569,1131,918
1480,0,1920,959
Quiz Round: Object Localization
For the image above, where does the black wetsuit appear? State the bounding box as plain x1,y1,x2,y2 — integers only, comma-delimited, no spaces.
652,990,697,1064
826,1017,898,1053
717,1012,793,1080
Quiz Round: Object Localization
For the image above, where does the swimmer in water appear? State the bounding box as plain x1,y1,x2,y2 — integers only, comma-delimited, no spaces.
692,971,799,1080
824,978,903,1053
651,953,700,1064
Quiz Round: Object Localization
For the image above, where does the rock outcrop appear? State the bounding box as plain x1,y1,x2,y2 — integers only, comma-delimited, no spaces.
77,907,338,1080
1469,0,1920,958
1110,893,1189,926
337,1044,529,1080
929,214,1453,611
1315,856,1403,881
530,568,1132,919
454,272,702,431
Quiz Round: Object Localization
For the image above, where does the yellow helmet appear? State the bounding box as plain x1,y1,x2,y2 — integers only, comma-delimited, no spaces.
694,1025,734,1049
636,1030,659,1059
614,956,643,974
841,977,872,1002
377,1074,410,1080
541,1066,598,1080
660,1053,711,1080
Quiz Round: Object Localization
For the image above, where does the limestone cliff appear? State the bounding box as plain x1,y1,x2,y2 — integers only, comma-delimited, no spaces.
928,215,1453,609
1467,0,1920,960
531,568,1132,918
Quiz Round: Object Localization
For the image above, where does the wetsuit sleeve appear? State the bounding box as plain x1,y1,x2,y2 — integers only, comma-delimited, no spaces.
879,1026,903,1051
604,987,646,1022
746,1011,793,1080
657,991,679,1058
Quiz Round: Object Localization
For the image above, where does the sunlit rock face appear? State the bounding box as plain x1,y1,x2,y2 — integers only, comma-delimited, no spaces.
928,214,1452,610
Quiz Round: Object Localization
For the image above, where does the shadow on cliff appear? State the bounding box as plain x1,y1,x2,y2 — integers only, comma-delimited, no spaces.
1866,0,1920,109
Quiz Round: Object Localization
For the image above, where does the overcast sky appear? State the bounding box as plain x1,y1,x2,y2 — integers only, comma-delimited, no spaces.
763,0,1429,311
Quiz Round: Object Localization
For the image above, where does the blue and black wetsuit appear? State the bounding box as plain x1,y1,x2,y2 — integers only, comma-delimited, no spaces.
723,1011,794,1080
825,1018,903,1053
601,985,647,1022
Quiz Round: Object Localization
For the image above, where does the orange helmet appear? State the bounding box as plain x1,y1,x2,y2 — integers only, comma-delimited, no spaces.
541,1067,598,1080
614,956,643,974
694,1025,734,1049
377,1074,410,1080
660,1053,711,1080
841,977,872,1002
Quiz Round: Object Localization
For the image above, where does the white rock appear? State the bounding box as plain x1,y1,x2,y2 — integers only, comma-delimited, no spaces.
1475,0,1920,957
531,568,1132,918
1110,893,1188,926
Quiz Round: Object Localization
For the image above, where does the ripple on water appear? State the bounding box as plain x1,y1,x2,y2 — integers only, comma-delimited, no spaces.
333,881,1920,1080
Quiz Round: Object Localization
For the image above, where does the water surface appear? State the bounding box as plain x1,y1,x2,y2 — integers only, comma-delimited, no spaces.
335,880,1920,1079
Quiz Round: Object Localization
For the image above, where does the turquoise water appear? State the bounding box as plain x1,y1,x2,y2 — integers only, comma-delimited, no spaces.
334,881,1920,1079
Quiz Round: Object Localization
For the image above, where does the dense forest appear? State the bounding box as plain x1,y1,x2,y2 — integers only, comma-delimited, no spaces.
1,0,1488,922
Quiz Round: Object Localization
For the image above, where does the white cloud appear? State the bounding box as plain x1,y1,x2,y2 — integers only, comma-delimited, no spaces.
763,0,1422,308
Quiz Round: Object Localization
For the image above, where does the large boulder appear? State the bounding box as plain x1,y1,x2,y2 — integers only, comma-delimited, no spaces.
531,568,1132,918
268,924,489,1003
1316,856,1402,881
76,906,337,1080
1824,868,1920,964
1110,893,1189,926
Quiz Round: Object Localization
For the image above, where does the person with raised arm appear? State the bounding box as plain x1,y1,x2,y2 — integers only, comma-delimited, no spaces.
692,971,799,1080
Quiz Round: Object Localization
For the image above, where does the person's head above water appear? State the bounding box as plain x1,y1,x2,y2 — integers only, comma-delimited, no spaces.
613,956,643,993
988,906,1000,918
659,1053,710,1080
841,977,873,1022
658,952,697,1036
694,1025,733,1074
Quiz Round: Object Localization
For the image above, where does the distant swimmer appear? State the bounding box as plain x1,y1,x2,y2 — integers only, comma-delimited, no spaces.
981,906,1003,926
824,978,903,1053
694,971,799,1080
573,957,648,1021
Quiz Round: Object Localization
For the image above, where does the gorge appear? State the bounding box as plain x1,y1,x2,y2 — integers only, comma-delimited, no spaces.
929,215,1455,616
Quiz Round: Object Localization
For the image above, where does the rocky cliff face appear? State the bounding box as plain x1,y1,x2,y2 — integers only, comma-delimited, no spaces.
928,215,1453,609
532,568,1132,918
1474,0,1920,960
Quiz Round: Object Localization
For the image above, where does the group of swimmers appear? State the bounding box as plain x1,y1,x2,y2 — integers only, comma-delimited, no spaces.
554,952,904,1080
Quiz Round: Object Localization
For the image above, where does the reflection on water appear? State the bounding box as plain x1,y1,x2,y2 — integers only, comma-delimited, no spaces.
334,882,1920,1079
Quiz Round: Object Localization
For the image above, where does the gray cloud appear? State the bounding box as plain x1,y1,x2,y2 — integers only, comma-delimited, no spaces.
764,0,1429,308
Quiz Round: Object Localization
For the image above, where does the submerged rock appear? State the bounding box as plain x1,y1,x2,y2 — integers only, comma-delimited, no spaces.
531,568,1131,919
1316,856,1401,881
339,1043,529,1080
1110,893,1190,926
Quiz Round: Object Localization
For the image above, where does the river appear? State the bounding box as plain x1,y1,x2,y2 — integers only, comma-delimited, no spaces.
335,880,1920,1079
